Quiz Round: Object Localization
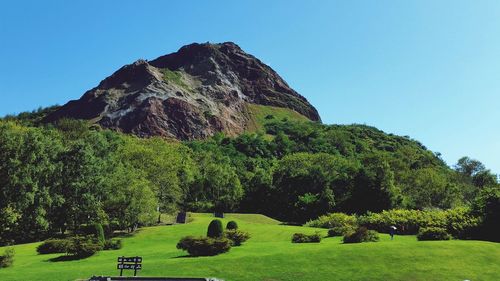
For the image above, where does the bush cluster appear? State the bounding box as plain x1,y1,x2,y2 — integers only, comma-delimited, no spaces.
224,230,250,246
328,226,355,237
176,236,231,256
306,213,358,229
104,239,123,250
417,227,451,241
291,233,322,243
177,219,251,256
0,248,14,268
357,208,479,238
343,227,379,243
37,236,121,257
66,236,103,257
36,239,70,254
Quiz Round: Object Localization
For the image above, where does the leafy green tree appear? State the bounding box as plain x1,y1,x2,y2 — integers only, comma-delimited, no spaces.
272,153,355,222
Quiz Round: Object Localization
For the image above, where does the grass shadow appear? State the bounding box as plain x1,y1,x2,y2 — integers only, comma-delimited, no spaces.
46,255,91,262
172,254,198,259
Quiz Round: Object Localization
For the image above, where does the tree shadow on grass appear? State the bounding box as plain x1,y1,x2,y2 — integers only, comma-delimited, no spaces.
46,255,91,262
171,254,198,259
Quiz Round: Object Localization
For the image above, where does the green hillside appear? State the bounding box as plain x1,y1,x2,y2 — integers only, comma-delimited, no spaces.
246,103,310,133
0,213,499,281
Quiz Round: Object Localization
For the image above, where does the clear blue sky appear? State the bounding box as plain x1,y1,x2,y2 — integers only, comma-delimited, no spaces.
1,0,499,174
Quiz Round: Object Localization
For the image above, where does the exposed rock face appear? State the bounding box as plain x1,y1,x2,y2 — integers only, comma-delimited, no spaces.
45,42,320,139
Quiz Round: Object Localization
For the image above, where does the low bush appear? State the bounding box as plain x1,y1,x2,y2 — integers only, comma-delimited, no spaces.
176,236,231,256
0,248,14,268
417,227,451,241
224,230,250,246
36,239,70,254
358,208,479,238
226,221,238,230
66,236,103,257
306,213,358,229
328,226,355,237
291,232,322,243
103,239,122,250
207,219,223,238
343,227,379,243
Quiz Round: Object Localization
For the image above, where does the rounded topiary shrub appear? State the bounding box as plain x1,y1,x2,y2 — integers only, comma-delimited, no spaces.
224,230,250,246
291,233,322,243
226,221,238,230
176,236,231,256
343,227,379,243
417,227,451,241
36,239,70,254
207,219,223,238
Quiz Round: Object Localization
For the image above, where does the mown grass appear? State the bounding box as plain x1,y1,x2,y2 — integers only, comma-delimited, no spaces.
246,103,310,133
0,213,499,281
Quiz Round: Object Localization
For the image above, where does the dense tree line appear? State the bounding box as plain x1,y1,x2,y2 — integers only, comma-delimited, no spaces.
0,112,498,244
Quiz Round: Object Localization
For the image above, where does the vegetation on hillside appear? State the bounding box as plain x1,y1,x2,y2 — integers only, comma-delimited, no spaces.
0,108,498,245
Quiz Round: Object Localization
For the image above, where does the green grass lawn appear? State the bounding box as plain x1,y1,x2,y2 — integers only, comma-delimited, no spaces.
0,213,499,281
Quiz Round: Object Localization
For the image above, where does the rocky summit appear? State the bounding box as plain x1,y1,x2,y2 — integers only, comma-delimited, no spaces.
45,42,321,140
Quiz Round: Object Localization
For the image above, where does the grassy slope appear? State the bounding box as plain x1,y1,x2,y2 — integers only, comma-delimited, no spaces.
0,213,499,281
246,103,310,133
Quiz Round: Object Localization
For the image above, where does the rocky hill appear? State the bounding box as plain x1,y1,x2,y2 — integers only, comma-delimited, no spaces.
45,42,320,140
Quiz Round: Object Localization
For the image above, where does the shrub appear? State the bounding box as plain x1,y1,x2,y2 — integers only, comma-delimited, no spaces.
358,208,479,238
0,248,14,268
343,227,379,243
36,239,70,254
226,221,238,230
207,219,223,238
291,232,322,243
77,223,107,244
224,230,250,246
306,213,358,229
66,236,103,257
328,226,354,237
103,239,122,250
93,223,106,245
176,236,231,256
417,227,451,241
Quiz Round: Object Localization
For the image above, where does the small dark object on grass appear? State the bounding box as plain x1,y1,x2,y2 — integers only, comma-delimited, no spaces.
292,232,322,243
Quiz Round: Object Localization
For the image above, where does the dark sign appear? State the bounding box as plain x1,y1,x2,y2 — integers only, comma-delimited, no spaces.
176,212,187,223
117,257,142,263
117,263,142,270
117,256,142,277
